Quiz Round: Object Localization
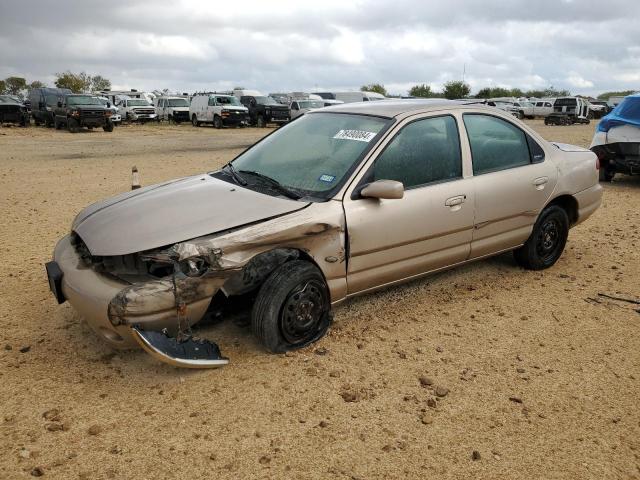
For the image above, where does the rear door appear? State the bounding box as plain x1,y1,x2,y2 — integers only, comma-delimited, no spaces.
462,112,558,258
343,113,475,294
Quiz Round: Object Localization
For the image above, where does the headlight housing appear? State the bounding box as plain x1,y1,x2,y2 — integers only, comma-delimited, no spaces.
179,257,208,277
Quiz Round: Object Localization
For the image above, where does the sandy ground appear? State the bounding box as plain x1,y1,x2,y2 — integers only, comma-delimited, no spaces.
0,119,639,479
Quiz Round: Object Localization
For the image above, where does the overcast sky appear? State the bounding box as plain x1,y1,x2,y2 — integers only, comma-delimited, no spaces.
1,0,639,96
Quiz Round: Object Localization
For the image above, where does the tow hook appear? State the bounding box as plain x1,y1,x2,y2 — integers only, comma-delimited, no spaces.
131,326,229,368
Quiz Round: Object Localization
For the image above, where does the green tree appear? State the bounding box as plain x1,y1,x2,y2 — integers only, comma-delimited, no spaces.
408,84,433,97
28,80,46,89
475,86,524,99
596,90,636,100
524,86,570,98
4,76,27,95
360,83,388,96
54,71,92,93
443,80,470,99
90,75,111,91
0,80,6,94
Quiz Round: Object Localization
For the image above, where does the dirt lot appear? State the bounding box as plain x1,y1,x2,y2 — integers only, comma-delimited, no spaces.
1,120,639,479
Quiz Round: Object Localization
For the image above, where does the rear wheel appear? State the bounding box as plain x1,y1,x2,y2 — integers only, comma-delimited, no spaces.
514,205,569,270
192,114,200,127
252,260,331,353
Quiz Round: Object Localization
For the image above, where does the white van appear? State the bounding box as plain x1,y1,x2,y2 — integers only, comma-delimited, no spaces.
233,89,263,99
190,94,250,128
333,91,386,103
154,96,190,123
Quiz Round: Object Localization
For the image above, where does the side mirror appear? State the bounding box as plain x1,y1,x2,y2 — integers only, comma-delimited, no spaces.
57,101,62,108
360,180,404,200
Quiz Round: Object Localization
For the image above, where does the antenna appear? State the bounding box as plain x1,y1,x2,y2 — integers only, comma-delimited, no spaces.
462,63,466,83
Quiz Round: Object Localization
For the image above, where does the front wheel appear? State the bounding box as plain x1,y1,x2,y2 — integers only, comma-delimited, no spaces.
213,115,223,129
514,205,569,270
252,260,332,353
103,122,114,132
256,115,266,128
67,118,79,133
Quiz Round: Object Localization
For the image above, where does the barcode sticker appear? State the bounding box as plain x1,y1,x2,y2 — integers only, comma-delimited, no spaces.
333,130,377,142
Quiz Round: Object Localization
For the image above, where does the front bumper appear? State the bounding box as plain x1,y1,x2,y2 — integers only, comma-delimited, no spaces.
222,112,250,125
129,112,158,121
49,235,215,349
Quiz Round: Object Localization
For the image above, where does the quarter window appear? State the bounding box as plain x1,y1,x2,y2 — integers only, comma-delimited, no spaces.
208,97,215,106
373,116,462,188
463,114,532,175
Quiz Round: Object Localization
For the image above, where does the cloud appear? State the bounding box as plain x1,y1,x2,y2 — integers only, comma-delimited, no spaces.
1,0,639,95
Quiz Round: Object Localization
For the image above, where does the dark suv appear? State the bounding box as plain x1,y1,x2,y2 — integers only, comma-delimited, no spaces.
54,94,114,133
29,87,72,127
0,95,30,126
239,95,290,127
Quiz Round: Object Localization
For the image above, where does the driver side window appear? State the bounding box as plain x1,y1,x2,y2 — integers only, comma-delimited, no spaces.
373,115,462,189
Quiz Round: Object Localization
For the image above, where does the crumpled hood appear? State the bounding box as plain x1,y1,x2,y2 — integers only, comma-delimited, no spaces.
72,174,307,256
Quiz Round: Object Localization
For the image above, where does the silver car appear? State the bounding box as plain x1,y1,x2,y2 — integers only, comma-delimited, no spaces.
46,100,602,368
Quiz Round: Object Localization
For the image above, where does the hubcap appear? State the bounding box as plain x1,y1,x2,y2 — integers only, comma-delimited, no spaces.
280,281,327,346
536,218,560,260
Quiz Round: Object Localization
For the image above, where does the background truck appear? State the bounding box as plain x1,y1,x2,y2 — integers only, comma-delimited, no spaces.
29,87,72,127
190,94,249,128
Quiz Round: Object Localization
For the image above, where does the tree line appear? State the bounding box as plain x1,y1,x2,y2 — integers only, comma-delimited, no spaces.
0,71,111,97
362,82,579,100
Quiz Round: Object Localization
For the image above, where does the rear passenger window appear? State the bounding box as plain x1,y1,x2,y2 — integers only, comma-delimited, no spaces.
463,114,531,175
208,97,215,106
373,115,462,188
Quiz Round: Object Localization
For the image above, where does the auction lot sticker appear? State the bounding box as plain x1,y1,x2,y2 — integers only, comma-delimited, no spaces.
333,129,377,142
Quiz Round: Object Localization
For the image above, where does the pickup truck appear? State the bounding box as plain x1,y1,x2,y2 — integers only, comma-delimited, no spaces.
118,98,158,123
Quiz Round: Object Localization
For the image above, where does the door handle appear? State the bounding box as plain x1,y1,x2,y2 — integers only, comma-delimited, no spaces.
533,177,549,190
445,195,466,208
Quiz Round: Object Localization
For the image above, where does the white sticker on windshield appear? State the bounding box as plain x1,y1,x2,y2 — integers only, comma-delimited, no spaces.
333,129,377,142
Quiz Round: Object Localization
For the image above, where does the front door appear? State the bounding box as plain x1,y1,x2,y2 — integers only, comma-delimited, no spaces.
461,113,558,258
343,114,475,294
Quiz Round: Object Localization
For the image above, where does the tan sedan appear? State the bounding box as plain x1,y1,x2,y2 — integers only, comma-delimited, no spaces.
46,100,602,367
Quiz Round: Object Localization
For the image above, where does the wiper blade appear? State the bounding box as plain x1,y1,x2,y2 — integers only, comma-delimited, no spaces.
238,170,302,200
222,163,247,186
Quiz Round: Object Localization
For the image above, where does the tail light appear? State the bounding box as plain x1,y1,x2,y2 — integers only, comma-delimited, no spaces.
595,156,600,170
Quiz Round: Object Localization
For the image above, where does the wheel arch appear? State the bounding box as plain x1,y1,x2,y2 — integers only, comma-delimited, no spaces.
220,247,327,298
545,194,579,225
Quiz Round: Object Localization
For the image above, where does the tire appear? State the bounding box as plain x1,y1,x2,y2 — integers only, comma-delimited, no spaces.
34,118,42,126
599,167,615,182
54,117,61,130
45,116,53,128
103,122,114,132
213,115,223,129
251,260,332,353
514,205,569,270
544,117,549,125
192,115,200,127
67,118,79,133
518,111,525,120
256,115,266,128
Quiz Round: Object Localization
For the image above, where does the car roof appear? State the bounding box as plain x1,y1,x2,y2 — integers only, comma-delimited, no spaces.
316,99,483,118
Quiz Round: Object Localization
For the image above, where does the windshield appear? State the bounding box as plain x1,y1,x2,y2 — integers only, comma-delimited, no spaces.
299,100,325,109
255,96,280,106
128,99,150,106
67,96,102,106
167,98,189,107
230,113,389,198
216,96,241,106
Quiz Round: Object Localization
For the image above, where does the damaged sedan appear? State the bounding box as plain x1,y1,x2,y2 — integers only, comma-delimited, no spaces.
46,100,602,368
